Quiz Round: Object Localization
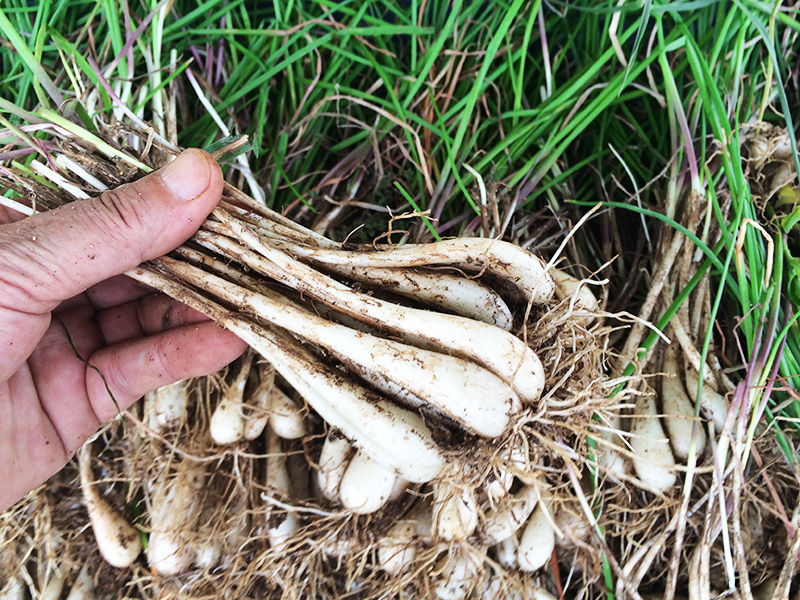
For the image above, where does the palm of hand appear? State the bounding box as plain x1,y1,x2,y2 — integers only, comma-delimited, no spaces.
1,266,218,498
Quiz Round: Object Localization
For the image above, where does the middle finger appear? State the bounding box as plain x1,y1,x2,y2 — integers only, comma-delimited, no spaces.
97,293,210,345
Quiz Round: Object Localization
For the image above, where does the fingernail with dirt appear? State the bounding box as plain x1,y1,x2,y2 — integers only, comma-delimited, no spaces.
159,149,211,202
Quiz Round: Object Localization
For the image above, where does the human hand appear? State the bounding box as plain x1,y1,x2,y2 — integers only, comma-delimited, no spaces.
0,149,247,511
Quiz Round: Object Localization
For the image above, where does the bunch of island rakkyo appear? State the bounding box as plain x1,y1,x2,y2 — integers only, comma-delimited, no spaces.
0,151,730,600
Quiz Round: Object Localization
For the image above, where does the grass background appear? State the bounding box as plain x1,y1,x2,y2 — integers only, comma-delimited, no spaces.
1,1,799,595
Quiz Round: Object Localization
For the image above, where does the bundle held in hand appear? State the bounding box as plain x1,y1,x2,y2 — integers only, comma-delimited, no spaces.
119,174,556,485
2,132,586,594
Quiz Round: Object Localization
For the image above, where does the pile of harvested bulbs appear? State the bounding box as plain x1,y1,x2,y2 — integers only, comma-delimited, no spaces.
1,118,655,599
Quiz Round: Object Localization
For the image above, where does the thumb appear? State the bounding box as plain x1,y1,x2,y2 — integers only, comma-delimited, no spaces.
0,149,222,312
